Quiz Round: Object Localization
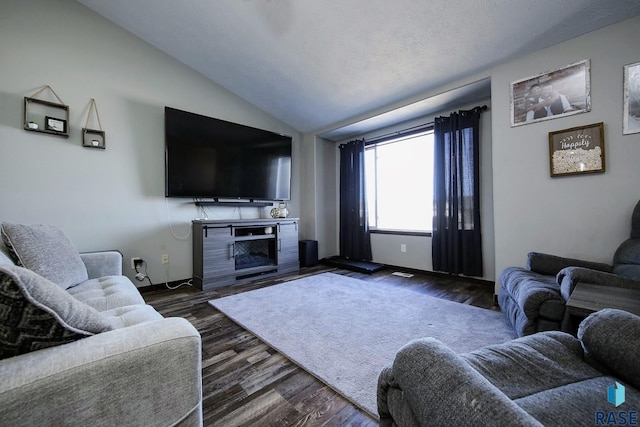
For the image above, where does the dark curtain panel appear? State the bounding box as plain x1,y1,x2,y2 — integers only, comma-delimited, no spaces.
432,107,483,276
339,139,372,261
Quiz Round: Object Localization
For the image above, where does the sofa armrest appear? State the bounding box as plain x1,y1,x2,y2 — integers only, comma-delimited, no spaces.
527,252,612,276
377,366,411,427
80,250,123,278
378,338,542,426
578,309,640,390
0,317,202,427
557,267,640,300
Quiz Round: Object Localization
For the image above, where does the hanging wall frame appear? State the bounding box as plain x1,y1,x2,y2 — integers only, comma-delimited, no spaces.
82,98,105,149
548,122,605,177
23,86,70,138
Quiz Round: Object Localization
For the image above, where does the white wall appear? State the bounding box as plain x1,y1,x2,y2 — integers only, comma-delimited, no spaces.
491,16,640,292
297,132,339,261
0,0,301,286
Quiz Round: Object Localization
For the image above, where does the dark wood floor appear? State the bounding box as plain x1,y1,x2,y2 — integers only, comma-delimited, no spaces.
142,264,498,427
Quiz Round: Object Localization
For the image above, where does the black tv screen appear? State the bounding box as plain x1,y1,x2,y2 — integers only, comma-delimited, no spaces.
165,107,292,200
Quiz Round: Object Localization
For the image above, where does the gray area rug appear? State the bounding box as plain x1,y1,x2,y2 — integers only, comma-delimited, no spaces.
209,272,515,418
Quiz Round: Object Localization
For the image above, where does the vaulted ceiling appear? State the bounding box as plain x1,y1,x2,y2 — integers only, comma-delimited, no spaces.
77,0,640,137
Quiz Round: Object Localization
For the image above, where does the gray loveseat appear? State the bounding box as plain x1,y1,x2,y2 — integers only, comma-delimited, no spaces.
499,200,640,336
0,223,203,426
377,308,640,426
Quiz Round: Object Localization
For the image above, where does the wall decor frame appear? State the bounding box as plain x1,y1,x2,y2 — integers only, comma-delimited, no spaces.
82,129,105,149
23,95,70,138
623,61,640,135
548,122,605,177
82,98,106,149
511,59,591,127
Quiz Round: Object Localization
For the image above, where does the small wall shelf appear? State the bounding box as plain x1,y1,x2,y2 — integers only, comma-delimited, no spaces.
82,128,105,149
24,97,70,138
82,98,106,149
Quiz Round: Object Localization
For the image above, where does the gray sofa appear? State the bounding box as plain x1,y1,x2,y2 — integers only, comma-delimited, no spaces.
499,200,640,336
377,308,640,426
0,223,203,426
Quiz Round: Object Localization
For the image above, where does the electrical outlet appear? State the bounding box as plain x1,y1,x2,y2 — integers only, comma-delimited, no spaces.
161,254,169,264
400,244,407,253
131,257,142,270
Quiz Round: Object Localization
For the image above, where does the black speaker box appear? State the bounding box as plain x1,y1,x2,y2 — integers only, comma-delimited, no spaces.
299,240,318,267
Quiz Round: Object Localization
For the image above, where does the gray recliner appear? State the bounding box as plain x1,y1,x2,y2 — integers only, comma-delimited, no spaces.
377,309,640,426
498,200,640,336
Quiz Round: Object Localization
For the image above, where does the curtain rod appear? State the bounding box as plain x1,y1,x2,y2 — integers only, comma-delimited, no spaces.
461,104,488,114
363,121,433,145
361,104,488,145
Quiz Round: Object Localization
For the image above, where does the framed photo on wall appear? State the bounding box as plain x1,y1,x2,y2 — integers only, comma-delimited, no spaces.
511,60,591,127
44,116,67,134
623,61,640,135
548,122,605,177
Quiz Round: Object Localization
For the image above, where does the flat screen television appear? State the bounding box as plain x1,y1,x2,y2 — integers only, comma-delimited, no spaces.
165,107,292,200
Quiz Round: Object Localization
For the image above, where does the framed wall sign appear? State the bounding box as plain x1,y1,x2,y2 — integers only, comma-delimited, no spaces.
511,60,591,127
623,61,640,135
548,122,605,177
45,116,67,133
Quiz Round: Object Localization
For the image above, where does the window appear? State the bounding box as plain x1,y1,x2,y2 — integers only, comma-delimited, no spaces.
365,129,434,233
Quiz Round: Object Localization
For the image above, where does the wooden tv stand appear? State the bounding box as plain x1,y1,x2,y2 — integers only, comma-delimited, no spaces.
192,218,299,290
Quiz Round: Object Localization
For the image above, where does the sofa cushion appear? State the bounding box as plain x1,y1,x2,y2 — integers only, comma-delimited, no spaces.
101,304,164,328
514,376,640,426
461,331,602,400
1,223,88,290
578,308,640,390
66,276,146,312
0,265,113,360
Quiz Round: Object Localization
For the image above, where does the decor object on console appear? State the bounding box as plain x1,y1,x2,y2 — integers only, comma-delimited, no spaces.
269,202,289,218
0,223,202,426
378,308,640,426
82,98,105,149
23,86,69,138
548,122,605,177
498,199,640,336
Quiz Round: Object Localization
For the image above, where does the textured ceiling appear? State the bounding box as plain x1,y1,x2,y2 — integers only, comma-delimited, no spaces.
77,0,640,135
